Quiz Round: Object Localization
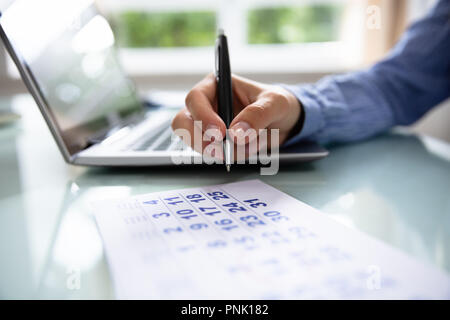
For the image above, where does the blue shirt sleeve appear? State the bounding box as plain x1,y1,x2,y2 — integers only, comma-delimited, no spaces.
283,0,450,146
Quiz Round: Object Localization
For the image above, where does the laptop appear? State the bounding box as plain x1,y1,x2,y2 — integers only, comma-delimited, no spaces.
0,0,328,167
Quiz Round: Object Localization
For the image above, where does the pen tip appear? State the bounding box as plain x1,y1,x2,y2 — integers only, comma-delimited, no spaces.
226,165,231,172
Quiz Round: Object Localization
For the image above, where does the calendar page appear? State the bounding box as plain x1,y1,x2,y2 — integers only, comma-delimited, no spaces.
92,180,450,299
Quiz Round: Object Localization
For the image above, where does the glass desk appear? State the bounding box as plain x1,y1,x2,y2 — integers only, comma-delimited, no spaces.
0,94,449,299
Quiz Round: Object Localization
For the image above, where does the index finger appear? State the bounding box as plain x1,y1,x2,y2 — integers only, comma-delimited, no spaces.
185,74,226,136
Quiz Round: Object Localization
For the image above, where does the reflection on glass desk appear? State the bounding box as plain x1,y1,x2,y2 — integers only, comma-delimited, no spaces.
0,94,449,299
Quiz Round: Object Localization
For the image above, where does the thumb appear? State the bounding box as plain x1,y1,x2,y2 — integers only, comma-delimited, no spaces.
228,92,289,144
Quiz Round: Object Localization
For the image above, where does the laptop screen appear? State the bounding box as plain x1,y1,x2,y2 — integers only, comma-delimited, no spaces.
0,0,143,155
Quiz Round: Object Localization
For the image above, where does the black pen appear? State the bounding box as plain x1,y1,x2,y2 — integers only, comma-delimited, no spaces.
215,29,233,172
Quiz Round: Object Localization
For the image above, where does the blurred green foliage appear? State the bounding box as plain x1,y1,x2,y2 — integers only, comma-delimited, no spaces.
112,11,216,48
112,5,343,48
248,5,343,44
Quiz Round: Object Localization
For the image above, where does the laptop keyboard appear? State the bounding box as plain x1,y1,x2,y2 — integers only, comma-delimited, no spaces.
131,133,162,151
154,134,173,151
129,126,183,152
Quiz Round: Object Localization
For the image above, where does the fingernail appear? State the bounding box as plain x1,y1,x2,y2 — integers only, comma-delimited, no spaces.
229,121,251,140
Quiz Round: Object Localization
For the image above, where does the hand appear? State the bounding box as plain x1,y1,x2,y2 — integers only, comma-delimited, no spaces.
171,73,301,158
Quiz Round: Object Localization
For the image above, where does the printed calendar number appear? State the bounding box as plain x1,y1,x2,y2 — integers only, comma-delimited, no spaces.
234,236,258,250
263,210,289,222
289,226,316,238
244,198,267,208
164,196,183,206
215,219,238,231
177,209,194,215
190,223,209,230
163,226,183,234
207,239,227,248
234,236,254,244
176,209,197,220
223,202,247,213
143,200,158,205
240,215,266,227
207,191,229,200
152,212,170,219
186,194,206,203
198,206,221,216
262,231,290,244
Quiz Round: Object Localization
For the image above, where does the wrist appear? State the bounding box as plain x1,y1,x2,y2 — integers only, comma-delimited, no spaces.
279,87,305,143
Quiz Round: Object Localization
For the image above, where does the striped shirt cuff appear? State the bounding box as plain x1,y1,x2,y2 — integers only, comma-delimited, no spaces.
280,84,324,147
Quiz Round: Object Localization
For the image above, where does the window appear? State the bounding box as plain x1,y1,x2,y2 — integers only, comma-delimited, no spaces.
100,0,355,75
113,11,217,48
5,0,435,77
247,5,343,44
110,2,343,48
4,0,430,79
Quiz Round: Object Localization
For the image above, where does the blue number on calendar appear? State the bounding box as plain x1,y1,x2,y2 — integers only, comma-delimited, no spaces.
198,206,221,216
214,219,238,231
163,226,183,234
223,202,247,213
234,236,254,244
240,215,266,227
176,209,197,220
152,212,170,219
207,191,229,200
289,226,316,238
186,194,206,203
262,231,290,244
234,236,258,250
244,198,267,208
215,218,232,225
190,223,208,230
143,200,158,205
207,239,227,248
263,210,289,222
180,215,197,220
176,209,193,215
164,196,183,205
